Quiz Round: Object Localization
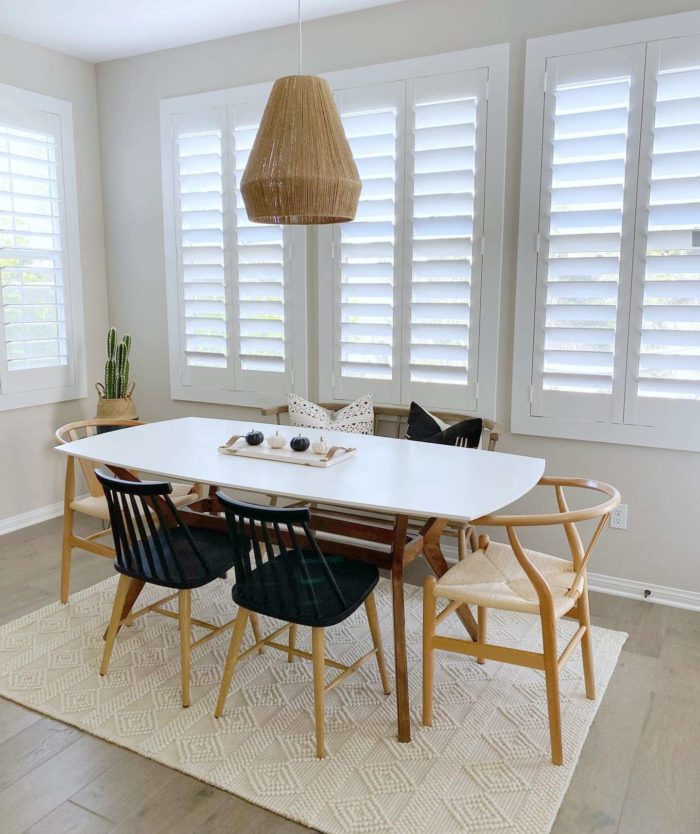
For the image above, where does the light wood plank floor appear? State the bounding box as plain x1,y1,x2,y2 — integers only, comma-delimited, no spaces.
0,516,698,833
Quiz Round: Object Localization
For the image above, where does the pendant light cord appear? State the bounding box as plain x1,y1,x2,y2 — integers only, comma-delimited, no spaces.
298,0,303,75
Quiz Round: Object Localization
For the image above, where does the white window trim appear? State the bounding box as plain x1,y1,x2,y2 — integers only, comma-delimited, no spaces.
0,84,86,413
512,10,700,453
317,44,509,419
160,84,308,409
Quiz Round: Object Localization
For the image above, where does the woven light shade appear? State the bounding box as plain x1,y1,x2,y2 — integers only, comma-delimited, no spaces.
241,75,361,224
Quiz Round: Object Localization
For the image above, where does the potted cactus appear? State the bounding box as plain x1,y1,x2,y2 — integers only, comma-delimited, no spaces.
95,327,137,420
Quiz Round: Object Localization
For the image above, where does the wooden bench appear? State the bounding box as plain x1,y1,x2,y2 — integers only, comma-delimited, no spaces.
260,403,501,560
262,403,499,449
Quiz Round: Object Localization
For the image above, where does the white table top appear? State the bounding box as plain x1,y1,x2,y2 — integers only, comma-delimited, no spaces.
56,417,545,523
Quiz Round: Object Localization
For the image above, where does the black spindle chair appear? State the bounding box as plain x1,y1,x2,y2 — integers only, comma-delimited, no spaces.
96,469,261,707
214,493,391,758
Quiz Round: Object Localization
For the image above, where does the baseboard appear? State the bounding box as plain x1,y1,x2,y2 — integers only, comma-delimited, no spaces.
442,544,700,613
587,572,700,613
0,500,67,537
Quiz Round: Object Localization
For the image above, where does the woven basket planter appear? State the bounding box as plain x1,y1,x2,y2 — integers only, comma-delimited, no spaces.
95,383,137,421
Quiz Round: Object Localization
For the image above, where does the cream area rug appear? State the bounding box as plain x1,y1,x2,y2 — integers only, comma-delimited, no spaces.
0,576,626,834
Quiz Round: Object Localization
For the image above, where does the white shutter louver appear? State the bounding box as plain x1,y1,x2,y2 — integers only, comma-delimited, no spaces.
332,82,404,403
630,35,700,425
405,70,487,410
322,66,497,410
0,107,76,396
173,109,228,379
231,101,292,393
515,20,700,450
530,46,645,422
165,89,305,403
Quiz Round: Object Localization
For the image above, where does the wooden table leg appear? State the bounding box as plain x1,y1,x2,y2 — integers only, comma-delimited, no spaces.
119,579,146,626
391,516,411,743
102,578,146,640
422,518,478,640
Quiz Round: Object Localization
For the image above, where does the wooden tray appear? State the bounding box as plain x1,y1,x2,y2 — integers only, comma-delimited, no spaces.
218,435,357,468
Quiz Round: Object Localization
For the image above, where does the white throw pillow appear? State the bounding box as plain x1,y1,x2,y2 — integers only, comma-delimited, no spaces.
287,393,374,435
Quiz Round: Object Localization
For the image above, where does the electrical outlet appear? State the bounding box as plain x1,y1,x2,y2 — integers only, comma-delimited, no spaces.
610,504,628,530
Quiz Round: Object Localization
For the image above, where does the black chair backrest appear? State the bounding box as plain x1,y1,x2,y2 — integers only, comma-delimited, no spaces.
96,468,209,584
215,492,347,617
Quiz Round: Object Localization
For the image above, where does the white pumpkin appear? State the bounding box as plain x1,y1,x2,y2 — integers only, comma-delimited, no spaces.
311,436,328,455
267,431,286,449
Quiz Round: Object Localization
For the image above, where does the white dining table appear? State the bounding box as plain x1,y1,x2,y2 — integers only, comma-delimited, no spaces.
56,416,545,741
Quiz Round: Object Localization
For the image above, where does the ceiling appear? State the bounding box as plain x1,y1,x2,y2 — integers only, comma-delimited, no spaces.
0,0,404,63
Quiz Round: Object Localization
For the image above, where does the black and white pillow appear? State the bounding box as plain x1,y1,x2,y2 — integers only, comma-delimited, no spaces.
405,401,482,448
288,393,374,435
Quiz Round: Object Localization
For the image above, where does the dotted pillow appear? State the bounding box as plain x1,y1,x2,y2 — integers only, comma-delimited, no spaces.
287,394,374,435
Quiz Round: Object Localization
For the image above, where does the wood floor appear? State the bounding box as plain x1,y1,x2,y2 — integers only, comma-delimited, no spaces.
0,515,698,834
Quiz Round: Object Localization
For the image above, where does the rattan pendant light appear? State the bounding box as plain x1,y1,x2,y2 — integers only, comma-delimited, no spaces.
240,1,361,224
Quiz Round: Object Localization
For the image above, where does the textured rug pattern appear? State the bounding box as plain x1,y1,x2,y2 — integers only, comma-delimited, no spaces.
0,576,626,834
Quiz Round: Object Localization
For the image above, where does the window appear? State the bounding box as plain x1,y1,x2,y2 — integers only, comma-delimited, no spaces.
318,46,508,415
0,83,85,411
161,84,307,407
513,11,700,451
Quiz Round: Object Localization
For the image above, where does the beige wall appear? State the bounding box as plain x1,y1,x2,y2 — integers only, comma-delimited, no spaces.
0,35,109,521
92,0,700,593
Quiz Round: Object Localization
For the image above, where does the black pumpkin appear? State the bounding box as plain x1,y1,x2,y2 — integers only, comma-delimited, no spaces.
245,429,264,446
290,434,310,452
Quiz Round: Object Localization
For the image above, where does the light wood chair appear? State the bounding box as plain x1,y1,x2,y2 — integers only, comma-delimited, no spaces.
55,419,202,604
422,476,620,765
261,402,501,558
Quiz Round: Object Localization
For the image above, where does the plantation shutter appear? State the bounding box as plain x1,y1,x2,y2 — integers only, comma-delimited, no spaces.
168,96,302,399
625,33,700,429
229,99,296,394
530,46,646,422
330,81,405,404
171,108,229,388
0,102,76,396
403,69,487,410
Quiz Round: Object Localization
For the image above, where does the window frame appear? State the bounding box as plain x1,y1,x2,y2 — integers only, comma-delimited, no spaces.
317,44,509,419
512,10,700,453
0,83,86,413
160,84,308,409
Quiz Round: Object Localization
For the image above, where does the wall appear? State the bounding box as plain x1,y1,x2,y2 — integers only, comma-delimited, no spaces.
0,35,109,522
95,0,700,595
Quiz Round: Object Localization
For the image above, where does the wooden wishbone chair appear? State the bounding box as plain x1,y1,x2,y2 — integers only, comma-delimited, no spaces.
422,476,620,765
214,494,392,759
55,419,203,604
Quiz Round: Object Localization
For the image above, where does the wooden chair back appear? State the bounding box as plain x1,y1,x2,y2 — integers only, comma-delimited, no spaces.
95,468,209,584
216,492,348,619
473,477,621,610
55,419,144,498
261,403,500,451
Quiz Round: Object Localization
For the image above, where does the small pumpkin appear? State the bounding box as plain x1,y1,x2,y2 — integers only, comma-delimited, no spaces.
267,431,286,449
290,434,310,452
245,428,264,446
312,436,328,455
